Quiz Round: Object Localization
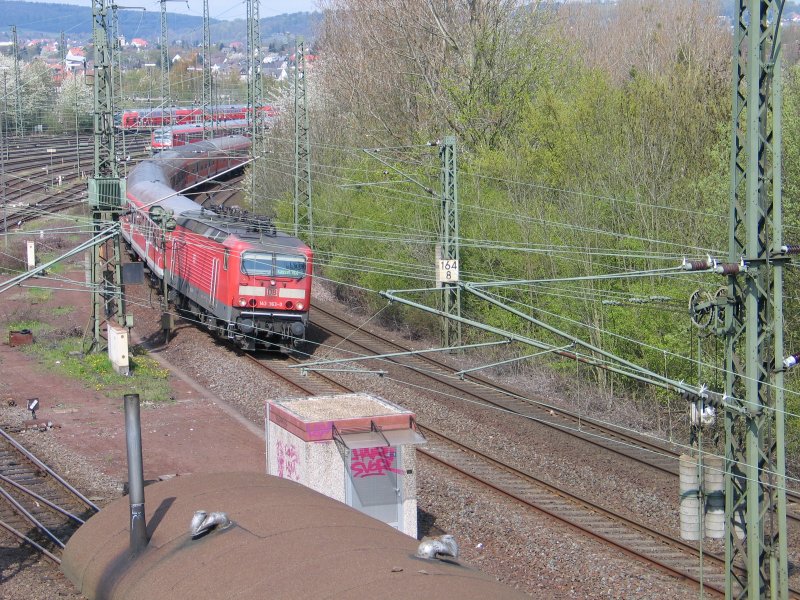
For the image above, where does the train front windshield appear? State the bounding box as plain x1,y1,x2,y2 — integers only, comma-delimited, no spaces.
241,252,306,278
152,128,172,147
276,254,306,277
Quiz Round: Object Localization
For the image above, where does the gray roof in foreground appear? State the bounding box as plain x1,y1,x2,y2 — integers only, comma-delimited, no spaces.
61,472,526,600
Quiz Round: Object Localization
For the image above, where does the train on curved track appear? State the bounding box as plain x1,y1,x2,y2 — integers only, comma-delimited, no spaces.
120,135,312,351
116,105,275,130
151,119,251,151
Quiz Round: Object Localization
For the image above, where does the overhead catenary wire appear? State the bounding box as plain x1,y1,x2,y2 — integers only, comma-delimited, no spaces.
6,159,720,324
255,150,723,260
5,103,799,429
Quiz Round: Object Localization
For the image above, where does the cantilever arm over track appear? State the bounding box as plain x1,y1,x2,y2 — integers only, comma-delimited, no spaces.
362,149,436,196
293,339,510,372
462,283,684,391
454,344,574,377
470,265,688,288
380,289,697,395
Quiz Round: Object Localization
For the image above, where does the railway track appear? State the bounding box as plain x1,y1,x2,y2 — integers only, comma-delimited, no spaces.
0,132,246,238
245,352,350,396
0,133,149,233
309,303,679,471
240,334,792,598
308,301,800,521
418,425,730,596
196,173,244,208
0,426,98,564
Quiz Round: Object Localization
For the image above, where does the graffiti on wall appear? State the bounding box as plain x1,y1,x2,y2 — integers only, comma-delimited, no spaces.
350,446,403,479
308,420,333,440
276,439,301,481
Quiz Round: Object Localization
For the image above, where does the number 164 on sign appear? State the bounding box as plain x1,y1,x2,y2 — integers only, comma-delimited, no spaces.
436,260,459,285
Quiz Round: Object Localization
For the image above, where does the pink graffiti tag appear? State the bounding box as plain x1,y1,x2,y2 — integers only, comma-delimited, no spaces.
350,447,403,479
307,420,333,440
276,440,301,481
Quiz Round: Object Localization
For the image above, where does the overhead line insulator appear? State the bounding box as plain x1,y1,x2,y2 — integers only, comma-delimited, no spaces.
713,260,745,276
682,257,713,271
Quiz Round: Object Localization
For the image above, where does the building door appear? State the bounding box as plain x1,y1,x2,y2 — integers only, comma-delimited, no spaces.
347,446,402,529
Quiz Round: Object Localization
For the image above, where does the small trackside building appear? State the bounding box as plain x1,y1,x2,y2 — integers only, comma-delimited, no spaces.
266,393,425,537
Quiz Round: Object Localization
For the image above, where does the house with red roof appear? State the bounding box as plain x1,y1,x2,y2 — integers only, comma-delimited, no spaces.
65,47,86,70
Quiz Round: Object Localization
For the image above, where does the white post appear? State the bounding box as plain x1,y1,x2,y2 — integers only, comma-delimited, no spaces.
26,240,35,269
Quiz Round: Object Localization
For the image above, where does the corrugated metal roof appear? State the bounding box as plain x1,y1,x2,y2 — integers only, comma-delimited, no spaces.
62,472,525,600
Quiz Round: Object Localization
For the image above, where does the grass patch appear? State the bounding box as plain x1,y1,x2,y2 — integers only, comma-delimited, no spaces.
25,286,53,304
38,253,68,275
51,305,75,316
5,319,53,337
22,338,173,403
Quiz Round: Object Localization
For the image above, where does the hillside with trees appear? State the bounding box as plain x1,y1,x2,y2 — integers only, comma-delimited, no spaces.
0,2,318,42
254,0,800,463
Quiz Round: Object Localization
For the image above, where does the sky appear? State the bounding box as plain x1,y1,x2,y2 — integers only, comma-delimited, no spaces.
17,0,318,21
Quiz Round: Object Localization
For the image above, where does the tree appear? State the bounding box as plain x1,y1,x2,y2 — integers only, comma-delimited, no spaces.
54,72,93,134
316,0,559,148
0,56,57,134
560,0,730,84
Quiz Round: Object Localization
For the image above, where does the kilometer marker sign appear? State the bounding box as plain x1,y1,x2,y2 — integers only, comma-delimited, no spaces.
436,260,459,286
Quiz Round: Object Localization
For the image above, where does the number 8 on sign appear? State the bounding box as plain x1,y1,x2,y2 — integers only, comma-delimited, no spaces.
436,260,459,285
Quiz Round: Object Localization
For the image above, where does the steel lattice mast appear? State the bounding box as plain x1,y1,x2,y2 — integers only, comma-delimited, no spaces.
724,0,788,597
11,26,22,137
88,0,128,351
92,1,117,181
439,136,461,349
201,0,212,134
246,0,262,210
158,0,186,124
110,4,126,174
246,0,261,128
160,0,169,121
251,0,261,118
293,39,312,243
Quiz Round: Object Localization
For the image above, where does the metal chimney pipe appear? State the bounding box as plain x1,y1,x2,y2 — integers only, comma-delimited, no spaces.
124,393,147,554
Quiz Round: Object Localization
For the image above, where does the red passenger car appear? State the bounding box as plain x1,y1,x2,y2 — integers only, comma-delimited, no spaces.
117,105,277,131
151,119,250,151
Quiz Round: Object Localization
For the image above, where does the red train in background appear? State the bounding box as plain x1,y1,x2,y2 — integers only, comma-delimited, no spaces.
151,119,251,151
120,135,312,351
116,104,276,131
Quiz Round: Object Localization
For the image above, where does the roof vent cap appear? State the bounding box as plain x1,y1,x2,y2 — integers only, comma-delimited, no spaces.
416,534,459,560
190,510,231,538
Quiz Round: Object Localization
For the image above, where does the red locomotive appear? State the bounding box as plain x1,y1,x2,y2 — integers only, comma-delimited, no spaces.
120,135,312,351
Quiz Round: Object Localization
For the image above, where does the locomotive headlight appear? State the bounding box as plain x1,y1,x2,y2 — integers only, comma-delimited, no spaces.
296,302,304,311
239,298,247,307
